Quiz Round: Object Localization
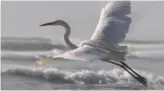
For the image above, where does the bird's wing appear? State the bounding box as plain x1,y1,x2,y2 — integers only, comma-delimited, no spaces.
36,1,131,65
91,1,131,46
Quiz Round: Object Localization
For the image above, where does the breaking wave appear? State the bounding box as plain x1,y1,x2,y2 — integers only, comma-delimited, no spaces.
2,66,164,89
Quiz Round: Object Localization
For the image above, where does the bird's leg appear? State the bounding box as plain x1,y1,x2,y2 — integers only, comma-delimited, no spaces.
108,51,147,85
103,59,147,87
119,62,148,87
120,61,147,83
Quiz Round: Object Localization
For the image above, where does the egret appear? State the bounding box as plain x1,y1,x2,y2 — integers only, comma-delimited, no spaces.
37,1,147,87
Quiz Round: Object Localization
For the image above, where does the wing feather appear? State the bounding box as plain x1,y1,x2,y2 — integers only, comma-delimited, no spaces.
91,1,131,45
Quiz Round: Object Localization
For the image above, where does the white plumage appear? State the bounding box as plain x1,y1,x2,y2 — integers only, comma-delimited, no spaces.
91,1,131,46
37,1,132,64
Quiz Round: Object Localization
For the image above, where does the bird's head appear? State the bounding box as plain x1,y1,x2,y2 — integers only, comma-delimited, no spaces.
40,20,66,26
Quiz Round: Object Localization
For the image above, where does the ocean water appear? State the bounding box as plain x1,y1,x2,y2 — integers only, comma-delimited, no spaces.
1,37,164,90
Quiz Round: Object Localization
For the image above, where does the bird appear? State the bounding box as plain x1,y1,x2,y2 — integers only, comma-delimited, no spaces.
37,1,131,64
40,20,137,59
37,1,131,61
38,20,136,59
37,1,147,87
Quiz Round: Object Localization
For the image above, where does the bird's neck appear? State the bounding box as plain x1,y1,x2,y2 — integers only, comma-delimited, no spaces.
62,23,77,49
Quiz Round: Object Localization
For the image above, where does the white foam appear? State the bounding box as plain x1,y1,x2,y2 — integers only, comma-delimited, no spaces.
1,66,164,89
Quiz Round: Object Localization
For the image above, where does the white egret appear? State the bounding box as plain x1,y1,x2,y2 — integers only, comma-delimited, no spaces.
40,20,139,59
37,1,147,87
38,1,131,62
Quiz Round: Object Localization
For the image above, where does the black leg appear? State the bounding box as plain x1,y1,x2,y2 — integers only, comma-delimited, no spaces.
120,62,147,83
107,60,145,82
120,63,147,87
104,60,147,87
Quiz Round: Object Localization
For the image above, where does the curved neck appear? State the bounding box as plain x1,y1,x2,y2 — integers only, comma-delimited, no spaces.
60,22,78,49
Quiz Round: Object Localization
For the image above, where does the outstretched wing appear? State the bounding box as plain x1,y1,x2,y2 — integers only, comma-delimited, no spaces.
37,1,131,65
91,1,131,46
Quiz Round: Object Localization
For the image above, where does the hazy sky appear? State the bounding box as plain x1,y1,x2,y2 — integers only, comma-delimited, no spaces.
2,1,164,41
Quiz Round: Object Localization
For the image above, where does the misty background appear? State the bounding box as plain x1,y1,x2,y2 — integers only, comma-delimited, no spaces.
1,1,164,41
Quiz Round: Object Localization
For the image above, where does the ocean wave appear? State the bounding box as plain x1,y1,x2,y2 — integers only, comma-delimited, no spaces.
2,37,164,51
1,49,68,61
1,66,164,89
1,51,44,61
1,42,68,51
1,37,70,51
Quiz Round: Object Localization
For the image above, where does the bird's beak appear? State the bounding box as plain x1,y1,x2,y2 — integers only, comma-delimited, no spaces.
40,22,54,26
